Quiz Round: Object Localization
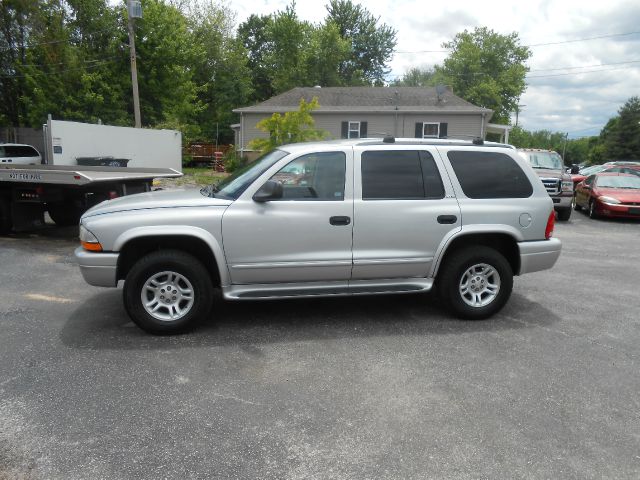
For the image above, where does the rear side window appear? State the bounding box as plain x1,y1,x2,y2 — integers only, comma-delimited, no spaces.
447,151,533,199
3,145,39,157
361,150,445,200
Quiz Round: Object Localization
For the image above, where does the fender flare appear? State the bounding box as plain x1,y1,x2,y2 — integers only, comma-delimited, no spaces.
113,225,230,286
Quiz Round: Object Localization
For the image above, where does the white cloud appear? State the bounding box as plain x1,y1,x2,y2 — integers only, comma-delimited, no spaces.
234,0,640,137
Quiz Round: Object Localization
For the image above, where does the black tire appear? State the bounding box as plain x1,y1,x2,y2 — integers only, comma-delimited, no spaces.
556,207,572,221
0,198,12,234
588,200,598,219
437,246,513,320
123,249,213,335
47,201,84,226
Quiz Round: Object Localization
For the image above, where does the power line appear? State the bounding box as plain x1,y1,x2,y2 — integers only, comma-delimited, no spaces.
526,30,640,47
0,27,118,51
0,59,118,79
527,64,639,78
529,59,640,72
394,30,640,55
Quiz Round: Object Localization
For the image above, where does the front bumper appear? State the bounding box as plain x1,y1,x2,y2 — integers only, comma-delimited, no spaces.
74,246,119,287
518,238,562,275
550,192,573,209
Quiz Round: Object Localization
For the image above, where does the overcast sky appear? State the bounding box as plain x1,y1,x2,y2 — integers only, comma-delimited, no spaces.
232,0,640,138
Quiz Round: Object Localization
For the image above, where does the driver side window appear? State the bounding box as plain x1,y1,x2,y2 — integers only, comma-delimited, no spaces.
269,152,346,201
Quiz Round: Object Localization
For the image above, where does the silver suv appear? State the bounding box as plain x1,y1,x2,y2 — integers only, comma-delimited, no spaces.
76,138,561,334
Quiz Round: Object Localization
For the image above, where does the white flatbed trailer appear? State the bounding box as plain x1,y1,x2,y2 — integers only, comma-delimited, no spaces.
0,164,182,232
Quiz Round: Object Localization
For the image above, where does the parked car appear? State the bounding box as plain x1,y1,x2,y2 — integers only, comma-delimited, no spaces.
0,143,41,165
76,137,562,334
574,172,640,219
571,164,640,189
517,149,574,221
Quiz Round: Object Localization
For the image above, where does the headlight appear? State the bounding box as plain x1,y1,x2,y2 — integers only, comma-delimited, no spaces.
79,224,103,252
599,196,621,205
561,180,573,192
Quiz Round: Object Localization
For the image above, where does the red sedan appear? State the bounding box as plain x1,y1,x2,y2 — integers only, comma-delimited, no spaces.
574,172,640,219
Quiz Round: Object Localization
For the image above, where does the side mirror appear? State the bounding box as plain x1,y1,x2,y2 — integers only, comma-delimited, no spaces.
253,180,283,202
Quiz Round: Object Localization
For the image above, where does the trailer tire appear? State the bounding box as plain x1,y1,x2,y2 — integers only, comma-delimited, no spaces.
47,202,83,226
0,198,12,234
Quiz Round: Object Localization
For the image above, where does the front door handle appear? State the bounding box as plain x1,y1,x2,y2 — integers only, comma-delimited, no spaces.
329,216,351,226
437,215,457,224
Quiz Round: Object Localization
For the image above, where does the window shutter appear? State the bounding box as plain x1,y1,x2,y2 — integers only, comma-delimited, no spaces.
360,122,368,138
439,122,448,138
341,122,348,139
415,123,422,138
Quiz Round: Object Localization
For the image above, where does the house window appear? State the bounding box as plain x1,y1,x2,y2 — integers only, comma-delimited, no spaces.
349,121,361,139
422,122,439,138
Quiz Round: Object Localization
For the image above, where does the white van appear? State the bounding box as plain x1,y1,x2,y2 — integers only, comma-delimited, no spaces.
0,144,42,165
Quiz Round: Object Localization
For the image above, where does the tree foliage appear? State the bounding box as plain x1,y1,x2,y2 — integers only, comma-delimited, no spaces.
390,67,438,87
435,27,531,124
601,96,640,160
238,0,395,101
325,0,396,86
248,97,327,153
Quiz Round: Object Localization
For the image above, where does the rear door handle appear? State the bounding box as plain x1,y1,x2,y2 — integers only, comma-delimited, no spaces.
437,215,457,224
329,216,351,226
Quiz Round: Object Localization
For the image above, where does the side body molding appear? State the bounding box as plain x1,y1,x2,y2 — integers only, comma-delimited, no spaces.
113,225,230,286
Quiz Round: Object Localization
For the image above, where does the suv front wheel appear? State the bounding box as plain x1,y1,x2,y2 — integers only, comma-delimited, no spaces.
438,246,513,320
123,249,213,334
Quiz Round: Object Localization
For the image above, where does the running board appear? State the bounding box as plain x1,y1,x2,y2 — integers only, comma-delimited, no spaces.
222,278,434,301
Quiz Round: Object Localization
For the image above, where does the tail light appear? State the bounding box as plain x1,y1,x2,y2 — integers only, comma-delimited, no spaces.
545,211,555,239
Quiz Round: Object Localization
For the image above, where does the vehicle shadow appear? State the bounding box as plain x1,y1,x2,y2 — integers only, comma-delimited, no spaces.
60,289,561,351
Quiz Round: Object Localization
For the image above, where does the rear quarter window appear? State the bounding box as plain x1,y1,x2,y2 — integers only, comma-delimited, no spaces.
447,151,533,199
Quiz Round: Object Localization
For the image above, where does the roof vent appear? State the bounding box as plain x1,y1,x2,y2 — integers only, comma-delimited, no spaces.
472,137,484,145
313,85,322,88
383,135,395,143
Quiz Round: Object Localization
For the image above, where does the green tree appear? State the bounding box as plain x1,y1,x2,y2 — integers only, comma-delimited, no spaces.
133,0,203,132
189,2,252,143
249,97,327,153
304,21,351,87
265,3,310,93
325,0,396,85
436,27,531,124
602,96,640,160
237,14,275,102
390,67,438,87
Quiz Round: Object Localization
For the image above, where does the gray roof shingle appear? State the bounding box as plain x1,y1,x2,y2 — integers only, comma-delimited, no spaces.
233,87,492,114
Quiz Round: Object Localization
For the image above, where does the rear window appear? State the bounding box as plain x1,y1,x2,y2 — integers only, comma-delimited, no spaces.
448,151,533,199
361,150,445,200
3,145,39,157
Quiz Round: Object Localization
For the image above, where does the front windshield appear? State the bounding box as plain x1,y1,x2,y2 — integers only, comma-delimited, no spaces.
201,149,288,200
526,151,563,170
580,165,605,175
596,175,640,189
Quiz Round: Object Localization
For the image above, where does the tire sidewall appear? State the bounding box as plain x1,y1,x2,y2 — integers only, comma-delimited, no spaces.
440,247,513,320
124,251,213,334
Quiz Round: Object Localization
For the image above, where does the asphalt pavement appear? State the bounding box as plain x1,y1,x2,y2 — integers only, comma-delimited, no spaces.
0,212,639,479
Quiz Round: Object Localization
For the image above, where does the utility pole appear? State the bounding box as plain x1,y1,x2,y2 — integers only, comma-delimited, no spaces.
515,104,526,127
127,1,142,128
562,132,569,160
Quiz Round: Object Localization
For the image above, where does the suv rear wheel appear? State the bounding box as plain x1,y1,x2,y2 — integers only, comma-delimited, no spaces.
123,249,213,334
438,246,513,320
